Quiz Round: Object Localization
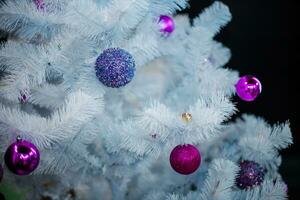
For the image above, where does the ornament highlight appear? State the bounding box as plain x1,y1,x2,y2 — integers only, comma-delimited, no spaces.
181,113,192,123
170,144,201,175
95,48,136,88
4,137,40,176
158,15,175,34
236,160,266,189
236,75,262,101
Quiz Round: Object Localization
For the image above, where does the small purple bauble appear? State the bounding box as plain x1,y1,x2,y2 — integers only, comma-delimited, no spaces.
33,0,46,11
236,160,266,189
5,138,40,176
95,48,136,88
283,183,288,193
170,144,201,175
0,164,3,182
158,15,175,33
236,75,262,101
18,90,30,103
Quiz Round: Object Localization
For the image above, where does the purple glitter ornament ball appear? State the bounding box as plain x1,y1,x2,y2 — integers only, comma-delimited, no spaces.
95,48,136,88
158,15,175,33
0,164,3,182
236,160,266,189
4,137,40,176
170,144,201,175
236,75,262,101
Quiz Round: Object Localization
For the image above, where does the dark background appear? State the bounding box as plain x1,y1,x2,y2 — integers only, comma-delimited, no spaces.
185,0,299,199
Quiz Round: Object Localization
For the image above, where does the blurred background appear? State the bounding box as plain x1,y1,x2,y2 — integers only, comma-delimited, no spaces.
185,0,299,199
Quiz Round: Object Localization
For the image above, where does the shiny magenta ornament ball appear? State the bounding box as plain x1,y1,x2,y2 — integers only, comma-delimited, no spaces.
4,137,40,176
236,75,262,101
158,15,175,33
169,144,201,175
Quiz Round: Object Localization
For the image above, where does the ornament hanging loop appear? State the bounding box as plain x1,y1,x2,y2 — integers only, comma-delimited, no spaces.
16,135,22,142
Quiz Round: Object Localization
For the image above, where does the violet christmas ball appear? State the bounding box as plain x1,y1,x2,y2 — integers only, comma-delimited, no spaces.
236,160,266,189
170,144,201,175
158,15,175,33
95,48,136,88
236,75,262,101
4,138,40,176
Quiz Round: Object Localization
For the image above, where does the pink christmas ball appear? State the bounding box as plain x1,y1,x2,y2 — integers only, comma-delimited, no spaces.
158,15,175,33
236,75,262,101
169,144,201,175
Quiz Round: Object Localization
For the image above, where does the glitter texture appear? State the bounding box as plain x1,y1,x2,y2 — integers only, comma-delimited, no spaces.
169,144,201,175
236,75,262,101
158,15,175,33
5,138,40,176
236,160,266,189
95,48,136,88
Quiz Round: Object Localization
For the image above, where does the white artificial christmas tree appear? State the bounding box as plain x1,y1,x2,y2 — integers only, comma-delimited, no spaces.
0,0,292,199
